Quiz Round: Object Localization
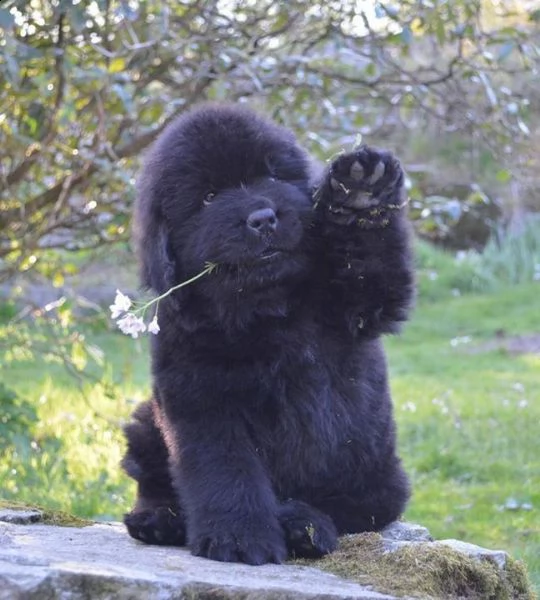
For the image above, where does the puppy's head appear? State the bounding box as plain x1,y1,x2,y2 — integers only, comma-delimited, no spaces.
134,104,313,299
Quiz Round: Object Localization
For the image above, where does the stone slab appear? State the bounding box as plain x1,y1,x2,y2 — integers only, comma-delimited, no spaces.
0,521,400,600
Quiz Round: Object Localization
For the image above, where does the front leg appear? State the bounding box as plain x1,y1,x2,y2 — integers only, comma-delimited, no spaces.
168,412,287,565
314,146,414,337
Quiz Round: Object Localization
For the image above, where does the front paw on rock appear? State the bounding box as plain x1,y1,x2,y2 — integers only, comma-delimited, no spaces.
190,524,287,565
124,507,186,546
279,500,338,559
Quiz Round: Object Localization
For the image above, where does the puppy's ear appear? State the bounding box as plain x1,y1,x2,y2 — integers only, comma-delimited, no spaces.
133,201,177,298
265,146,311,191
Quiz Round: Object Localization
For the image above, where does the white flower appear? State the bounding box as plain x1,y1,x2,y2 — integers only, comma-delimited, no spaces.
148,315,160,335
117,313,147,338
110,290,132,319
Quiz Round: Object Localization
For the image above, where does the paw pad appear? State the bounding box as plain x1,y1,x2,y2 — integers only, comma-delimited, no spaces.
366,160,385,184
321,145,406,227
349,160,365,181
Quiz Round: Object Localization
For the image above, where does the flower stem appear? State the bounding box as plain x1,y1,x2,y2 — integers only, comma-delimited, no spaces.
145,263,216,306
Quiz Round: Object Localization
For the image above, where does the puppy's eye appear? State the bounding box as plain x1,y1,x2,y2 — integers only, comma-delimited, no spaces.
203,192,215,207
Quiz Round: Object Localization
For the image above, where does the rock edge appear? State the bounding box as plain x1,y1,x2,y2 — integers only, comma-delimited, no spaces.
0,510,534,600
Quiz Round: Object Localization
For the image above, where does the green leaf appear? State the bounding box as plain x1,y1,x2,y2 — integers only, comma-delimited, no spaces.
67,4,87,33
71,341,88,371
478,71,497,106
111,83,134,112
4,54,20,85
0,8,14,29
109,57,126,74
495,169,512,184
517,119,530,135
498,42,515,62
52,272,65,288
117,1,138,21
436,19,445,45
365,62,376,77
17,42,43,60
400,26,413,45
86,344,105,367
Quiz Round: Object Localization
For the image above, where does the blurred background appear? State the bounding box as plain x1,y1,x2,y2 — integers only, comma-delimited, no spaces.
0,0,538,591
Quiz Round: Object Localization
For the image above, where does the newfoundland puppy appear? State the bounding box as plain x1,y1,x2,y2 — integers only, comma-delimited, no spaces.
122,103,414,565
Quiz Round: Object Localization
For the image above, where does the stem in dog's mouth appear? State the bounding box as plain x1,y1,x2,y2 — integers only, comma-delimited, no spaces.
259,249,282,261
154,262,219,301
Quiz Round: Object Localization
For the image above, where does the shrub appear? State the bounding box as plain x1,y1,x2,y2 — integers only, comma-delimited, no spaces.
466,215,540,292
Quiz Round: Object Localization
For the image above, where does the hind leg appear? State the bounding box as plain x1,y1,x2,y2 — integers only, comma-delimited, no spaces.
311,460,410,534
122,400,186,546
276,462,407,558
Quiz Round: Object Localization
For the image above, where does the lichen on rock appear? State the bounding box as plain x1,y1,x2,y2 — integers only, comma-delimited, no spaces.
0,500,92,528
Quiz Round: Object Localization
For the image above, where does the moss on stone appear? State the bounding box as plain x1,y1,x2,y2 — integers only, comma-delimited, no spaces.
503,558,536,600
0,499,92,527
291,533,536,599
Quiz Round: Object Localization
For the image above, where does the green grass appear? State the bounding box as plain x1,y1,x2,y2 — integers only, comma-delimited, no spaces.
415,214,540,299
386,283,540,592
0,332,149,520
466,215,540,291
1,278,539,592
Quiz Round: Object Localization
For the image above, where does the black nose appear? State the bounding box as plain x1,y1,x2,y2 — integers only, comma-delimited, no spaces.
246,208,278,235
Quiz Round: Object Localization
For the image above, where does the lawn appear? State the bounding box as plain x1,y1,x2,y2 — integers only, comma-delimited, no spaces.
387,282,540,592
1,269,538,592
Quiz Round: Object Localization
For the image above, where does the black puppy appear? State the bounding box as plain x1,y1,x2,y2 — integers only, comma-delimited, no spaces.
122,104,414,565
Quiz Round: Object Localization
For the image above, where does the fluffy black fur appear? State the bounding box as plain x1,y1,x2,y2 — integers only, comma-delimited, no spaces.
122,104,415,565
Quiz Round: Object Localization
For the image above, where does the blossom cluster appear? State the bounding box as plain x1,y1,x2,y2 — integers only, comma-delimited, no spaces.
109,290,159,338
109,262,217,338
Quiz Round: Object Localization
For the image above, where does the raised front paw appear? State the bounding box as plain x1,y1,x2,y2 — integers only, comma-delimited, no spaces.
323,146,406,226
189,517,287,565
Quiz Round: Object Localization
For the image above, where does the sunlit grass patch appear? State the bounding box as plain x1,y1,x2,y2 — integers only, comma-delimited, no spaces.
0,332,149,519
387,283,540,592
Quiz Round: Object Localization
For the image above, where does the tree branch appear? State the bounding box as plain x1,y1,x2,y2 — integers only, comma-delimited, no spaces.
2,12,66,190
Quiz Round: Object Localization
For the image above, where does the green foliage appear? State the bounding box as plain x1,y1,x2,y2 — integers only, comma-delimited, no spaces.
415,215,540,300
465,216,540,292
0,301,17,322
0,330,148,518
0,0,538,282
0,383,38,451
0,382,71,507
0,294,106,376
415,240,477,301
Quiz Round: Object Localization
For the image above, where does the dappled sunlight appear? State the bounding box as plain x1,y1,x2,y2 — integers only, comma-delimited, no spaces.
518,354,540,369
